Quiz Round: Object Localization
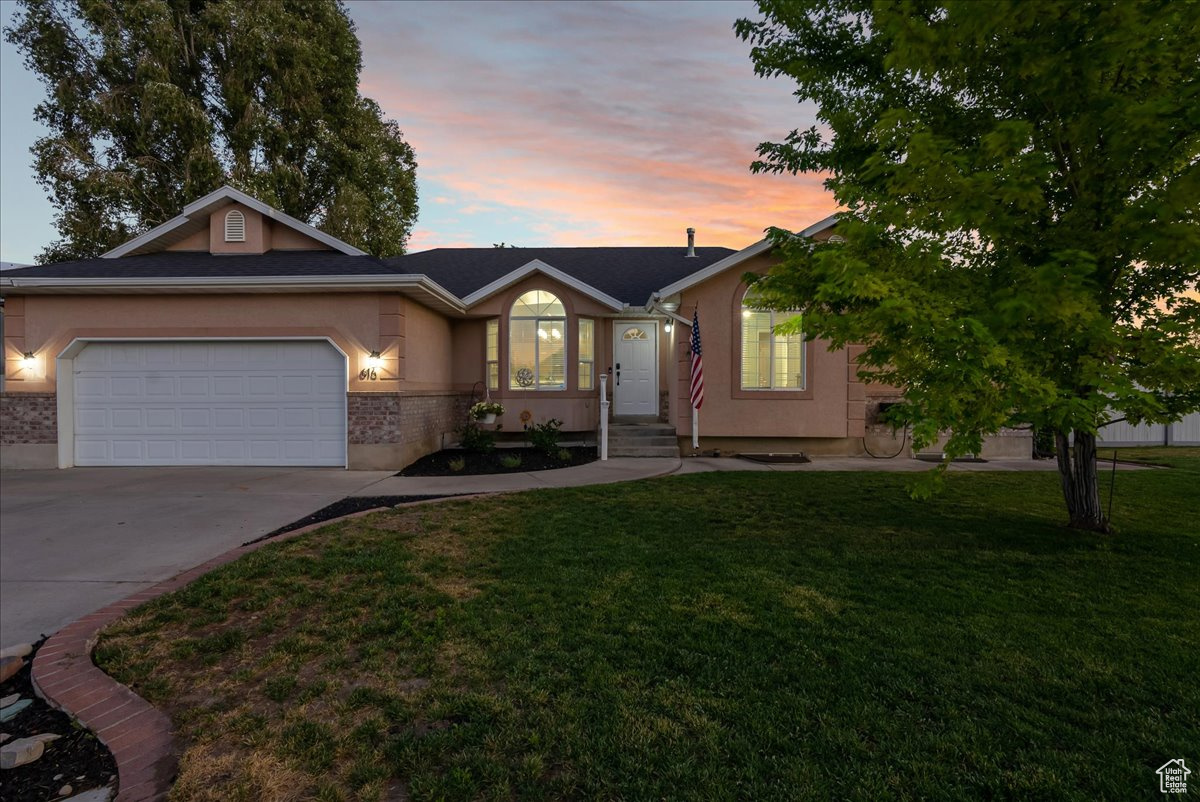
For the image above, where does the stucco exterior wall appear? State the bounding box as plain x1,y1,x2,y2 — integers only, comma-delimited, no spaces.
209,203,267,254
4,293,390,392
404,299,454,390
1,291,467,469
674,252,854,441
454,274,615,431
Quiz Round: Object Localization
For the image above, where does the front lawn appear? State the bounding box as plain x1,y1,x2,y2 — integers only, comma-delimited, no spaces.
96,460,1199,801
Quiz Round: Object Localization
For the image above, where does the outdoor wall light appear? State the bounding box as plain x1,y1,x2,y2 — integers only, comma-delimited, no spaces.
20,351,36,370
366,350,383,370
664,321,673,334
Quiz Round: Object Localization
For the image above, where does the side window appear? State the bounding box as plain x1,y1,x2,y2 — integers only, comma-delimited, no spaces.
578,318,594,390
740,287,805,390
485,319,499,390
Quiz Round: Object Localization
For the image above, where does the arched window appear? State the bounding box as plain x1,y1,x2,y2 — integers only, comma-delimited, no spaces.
224,209,246,242
740,287,805,390
509,290,566,390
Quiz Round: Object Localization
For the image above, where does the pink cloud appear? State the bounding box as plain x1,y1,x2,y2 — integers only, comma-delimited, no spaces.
349,1,836,249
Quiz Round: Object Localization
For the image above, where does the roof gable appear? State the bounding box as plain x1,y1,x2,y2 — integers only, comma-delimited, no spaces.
460,258,624,311
103,186,367,258
652,214,840,299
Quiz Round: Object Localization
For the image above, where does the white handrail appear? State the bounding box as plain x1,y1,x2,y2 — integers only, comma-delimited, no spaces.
599,373,609,461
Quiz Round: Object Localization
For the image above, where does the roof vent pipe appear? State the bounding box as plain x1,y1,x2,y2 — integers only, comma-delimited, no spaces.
686,227,696,257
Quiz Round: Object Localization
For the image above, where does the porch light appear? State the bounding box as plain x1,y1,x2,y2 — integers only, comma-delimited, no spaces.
664,321,673,333
20,351,36,370
366,350,383,369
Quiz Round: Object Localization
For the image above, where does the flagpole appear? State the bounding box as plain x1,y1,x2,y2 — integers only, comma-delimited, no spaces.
691,303,700,452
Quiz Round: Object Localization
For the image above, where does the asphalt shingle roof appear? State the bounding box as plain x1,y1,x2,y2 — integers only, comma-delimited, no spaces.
6,246,740,307
3,251,395,278
391,247,735,305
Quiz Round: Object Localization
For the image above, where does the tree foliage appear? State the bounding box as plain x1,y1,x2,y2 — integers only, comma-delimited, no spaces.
6,0,418,260
736,0,1200,531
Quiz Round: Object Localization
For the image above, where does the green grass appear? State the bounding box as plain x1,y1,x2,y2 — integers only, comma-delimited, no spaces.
96,460,1200,801
1101,445,1200,469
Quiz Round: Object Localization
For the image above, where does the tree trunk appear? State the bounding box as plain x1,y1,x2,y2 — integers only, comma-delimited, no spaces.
1054,429,1110,533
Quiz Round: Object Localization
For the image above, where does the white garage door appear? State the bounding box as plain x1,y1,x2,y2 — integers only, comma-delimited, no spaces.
73,341,347,466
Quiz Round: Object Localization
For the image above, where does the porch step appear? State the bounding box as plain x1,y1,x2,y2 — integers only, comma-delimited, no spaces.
608,444,681,458
606,423,680,458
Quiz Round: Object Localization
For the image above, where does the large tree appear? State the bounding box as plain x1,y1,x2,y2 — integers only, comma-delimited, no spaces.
737,0,1199,531
6,0,418,260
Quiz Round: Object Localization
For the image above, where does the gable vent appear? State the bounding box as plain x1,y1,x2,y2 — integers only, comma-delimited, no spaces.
224,209,246,242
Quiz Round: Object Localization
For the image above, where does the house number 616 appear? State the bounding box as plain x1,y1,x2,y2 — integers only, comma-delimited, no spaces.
358,368,378,381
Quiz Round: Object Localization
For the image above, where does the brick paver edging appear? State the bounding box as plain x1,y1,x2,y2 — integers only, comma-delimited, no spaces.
28,498,466,802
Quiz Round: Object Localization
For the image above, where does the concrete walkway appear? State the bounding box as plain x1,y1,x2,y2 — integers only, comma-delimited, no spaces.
354,454,1150,496
350,457,681,496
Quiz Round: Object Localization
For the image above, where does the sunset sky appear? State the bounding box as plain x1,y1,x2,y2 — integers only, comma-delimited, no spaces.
0,0,834,265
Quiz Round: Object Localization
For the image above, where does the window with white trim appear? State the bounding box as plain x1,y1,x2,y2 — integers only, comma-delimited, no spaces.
578,318,594,390
509,290,566,390
485,319,500,390
741,288,805,390
224,209,246,242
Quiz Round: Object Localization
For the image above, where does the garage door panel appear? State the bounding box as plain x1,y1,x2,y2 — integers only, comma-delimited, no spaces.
74,342,346,466
245,376,276,396
250,441,281,459
75,440,108,463
76,408,108,430
146,377,175,395
214,408,245,428
111,408,144,428
146,441,178,460
248,409,279,428
179,376,209,396
146,408,177,428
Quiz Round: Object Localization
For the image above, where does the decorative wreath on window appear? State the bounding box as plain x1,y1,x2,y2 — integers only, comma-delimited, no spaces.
516,367,535,387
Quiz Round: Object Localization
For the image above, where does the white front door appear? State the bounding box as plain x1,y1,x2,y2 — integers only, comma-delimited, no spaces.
72,340,347,466
613,321,657,417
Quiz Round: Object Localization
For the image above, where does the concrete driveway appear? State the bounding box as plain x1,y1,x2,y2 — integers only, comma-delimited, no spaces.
0,467,393,646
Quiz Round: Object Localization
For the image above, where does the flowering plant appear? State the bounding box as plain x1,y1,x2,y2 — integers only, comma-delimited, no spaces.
469,400,505,419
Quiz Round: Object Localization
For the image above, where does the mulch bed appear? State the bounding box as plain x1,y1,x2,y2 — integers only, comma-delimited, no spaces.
246,495,461,544
0,640,117,801
398,446,598,477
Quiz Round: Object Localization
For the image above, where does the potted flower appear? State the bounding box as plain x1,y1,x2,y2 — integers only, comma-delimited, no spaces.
470,400,505,424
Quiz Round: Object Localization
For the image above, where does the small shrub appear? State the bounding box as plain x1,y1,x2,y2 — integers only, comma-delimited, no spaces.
458,421,495,453
556,448,573,463
499,453,522,469
448,456,466,472
525,418,563,457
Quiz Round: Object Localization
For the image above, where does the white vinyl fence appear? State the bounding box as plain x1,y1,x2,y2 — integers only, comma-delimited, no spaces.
1096,411,1200,447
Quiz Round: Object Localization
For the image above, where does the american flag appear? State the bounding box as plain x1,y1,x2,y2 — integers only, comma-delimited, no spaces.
689,308,704,409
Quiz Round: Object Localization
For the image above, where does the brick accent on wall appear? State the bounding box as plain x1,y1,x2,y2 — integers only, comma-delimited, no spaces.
0,392,58,445
348,392,469,447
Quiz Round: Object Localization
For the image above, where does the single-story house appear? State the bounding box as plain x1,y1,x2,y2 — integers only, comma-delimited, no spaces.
0,186,1030,469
